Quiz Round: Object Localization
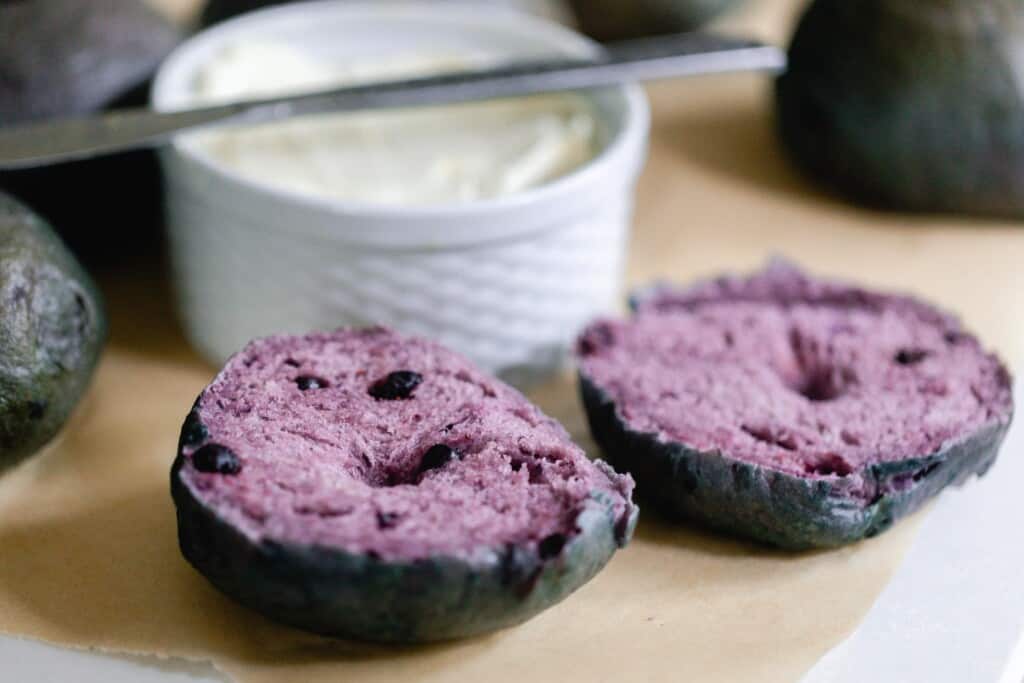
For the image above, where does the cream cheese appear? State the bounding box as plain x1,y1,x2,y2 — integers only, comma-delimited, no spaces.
189,42,598,206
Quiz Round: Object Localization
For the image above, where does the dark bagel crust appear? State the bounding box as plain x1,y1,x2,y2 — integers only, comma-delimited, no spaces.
171,408,637,643
775,0,1024,218
580,375,1009,549
0,192,107,468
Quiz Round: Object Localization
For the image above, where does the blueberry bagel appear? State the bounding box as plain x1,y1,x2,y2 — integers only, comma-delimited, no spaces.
172,327,636,641
579,261,1012,549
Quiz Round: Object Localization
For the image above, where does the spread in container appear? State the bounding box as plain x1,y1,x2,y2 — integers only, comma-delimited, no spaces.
188,42,600,205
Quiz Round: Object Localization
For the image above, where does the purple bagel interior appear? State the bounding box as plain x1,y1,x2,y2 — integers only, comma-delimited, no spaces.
178,328,634,562
580,261,1013,489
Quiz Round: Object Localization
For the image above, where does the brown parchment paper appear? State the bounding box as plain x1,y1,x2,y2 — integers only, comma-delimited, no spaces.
1,1,1022,681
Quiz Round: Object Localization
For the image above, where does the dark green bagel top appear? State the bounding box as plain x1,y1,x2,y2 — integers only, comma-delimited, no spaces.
776,0,1024,217
0,192,107,468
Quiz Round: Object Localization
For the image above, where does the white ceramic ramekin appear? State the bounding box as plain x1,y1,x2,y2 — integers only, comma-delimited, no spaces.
152,1,649,384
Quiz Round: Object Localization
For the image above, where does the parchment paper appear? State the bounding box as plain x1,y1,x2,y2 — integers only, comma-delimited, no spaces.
1,1,1022,681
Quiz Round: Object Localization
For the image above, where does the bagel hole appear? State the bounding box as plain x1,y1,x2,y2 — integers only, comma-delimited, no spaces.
787,328,851,401
796,367,846,402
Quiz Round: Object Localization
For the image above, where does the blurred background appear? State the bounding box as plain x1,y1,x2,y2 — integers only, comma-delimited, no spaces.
1,2,1023,682
3,0,1022,373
